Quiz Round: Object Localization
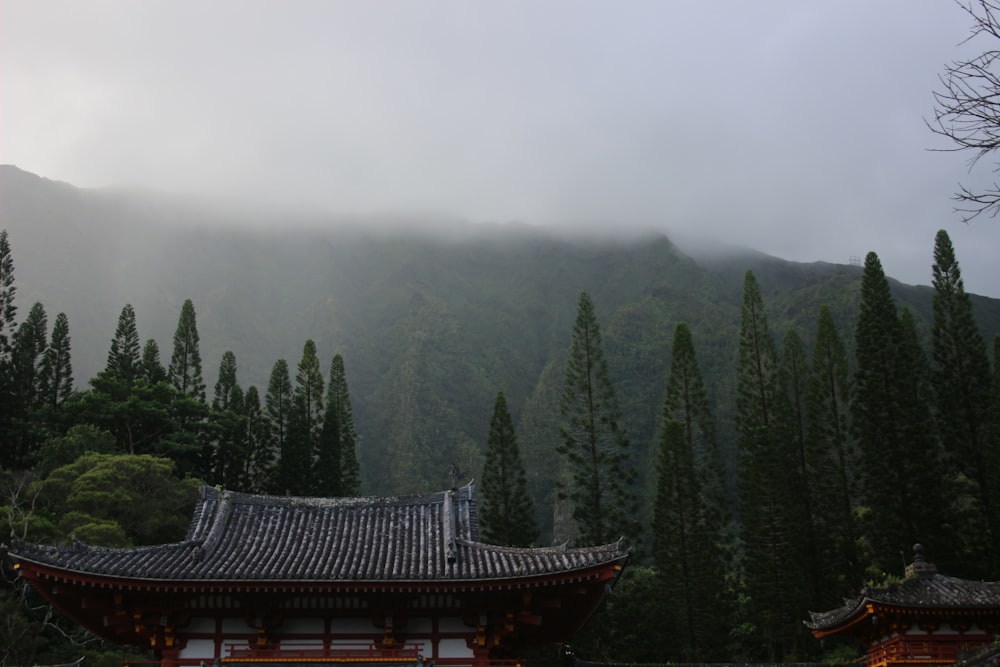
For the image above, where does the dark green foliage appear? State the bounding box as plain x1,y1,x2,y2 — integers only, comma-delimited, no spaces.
35,424,116,478
806,305,860,600
104,304,141,382
853,253,955,575
479,391,537,547
569,566,665,663
329,354,360,496
168,299,206,403
557,292,639,547
314,354,361,496
4,302,48,469
209,350,245,488
140,338,167,384
11,302,47,408
241,385,272,493
775,328,826,609
0,229,15,363
264,358,292,491
735,271,811,660
653,322,730,661
930,229,998,574
276,340,323,495
35,452,200,546
38,312,73,407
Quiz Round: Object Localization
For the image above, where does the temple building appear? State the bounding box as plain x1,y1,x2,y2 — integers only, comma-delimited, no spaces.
7,483,628,667
806,545,1000,667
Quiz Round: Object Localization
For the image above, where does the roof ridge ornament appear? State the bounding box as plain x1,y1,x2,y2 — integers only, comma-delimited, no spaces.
904,543,938,578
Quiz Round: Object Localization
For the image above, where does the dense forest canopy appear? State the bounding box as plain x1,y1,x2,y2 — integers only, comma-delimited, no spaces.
2,165,1000,664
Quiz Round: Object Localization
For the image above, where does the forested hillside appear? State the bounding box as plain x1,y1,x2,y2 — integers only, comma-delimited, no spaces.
3,165,1000,663
5,165,999,530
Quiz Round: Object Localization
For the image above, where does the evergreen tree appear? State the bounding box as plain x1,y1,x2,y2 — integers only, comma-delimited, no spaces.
557,291,638,547
735,270,809,660
140,339,168,384
104,305,142,382
479,391,537,547
264,359,292,492
0,230,17,470
168,299,206,402
276,341,323,495
930,229,998,573
210,351,243,487
242,385,272,493
0,229,16,364
314,354,360,496
653,323,730,661
315,396,342,496
328,354,360,495
775,329,824,607
853,252,954,575
806,305,859,599
11,302,48,408
38,312,74,407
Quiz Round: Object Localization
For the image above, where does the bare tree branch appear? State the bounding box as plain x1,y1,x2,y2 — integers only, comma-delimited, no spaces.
930,0,1000,221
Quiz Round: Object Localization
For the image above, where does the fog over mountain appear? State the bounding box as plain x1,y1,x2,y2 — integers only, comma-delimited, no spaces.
4,2,1000,298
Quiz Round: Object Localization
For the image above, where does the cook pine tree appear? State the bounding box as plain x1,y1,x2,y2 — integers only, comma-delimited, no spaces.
38,312,74,409
479,391,537,547
277,340,324,495
930,229,998,575
653,322,729,661
315,354,361,496
852,252,953,575
168,299,206,403
557,291,639,548
805,304,859,599
734,270,810,661
264,358,293,493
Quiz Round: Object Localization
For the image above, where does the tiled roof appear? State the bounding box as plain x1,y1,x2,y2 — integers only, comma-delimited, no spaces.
806,570,1000,631
9,484,627,584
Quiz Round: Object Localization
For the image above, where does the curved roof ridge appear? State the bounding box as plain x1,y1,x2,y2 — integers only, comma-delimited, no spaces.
456,538,625,556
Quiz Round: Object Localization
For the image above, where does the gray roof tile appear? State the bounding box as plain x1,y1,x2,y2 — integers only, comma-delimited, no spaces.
11,483,627,584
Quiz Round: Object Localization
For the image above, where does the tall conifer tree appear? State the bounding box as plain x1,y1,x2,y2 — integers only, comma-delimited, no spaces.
853,252,953,574
315,354,361,496
211,351,243,487
557,292,639,547
38,312,74,407
775,329,823,608
264,359,292,492
12,302,48,408
0,230,17,469
168,299,206,403
735,271,809,660
806,305,858,598
930,229,998,572
653,322,729,661
480,391,537,547
277,341,323,495
0,230,16,364
104,305,142,382
140,339,167,384
243,385,272,493
328,354,361,496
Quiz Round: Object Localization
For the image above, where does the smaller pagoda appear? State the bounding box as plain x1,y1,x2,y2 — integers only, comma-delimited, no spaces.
806,544,1000,667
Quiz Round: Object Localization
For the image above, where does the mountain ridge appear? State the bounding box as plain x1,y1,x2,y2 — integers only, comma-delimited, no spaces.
3,164,998,537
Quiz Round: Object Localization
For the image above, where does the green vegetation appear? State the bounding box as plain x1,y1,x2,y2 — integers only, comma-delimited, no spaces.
1,211,1000,665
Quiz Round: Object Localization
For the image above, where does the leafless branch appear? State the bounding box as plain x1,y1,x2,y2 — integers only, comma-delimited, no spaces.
930,0,1000,221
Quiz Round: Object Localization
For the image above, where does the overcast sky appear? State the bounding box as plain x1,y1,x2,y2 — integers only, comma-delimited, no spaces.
3,1,1000,296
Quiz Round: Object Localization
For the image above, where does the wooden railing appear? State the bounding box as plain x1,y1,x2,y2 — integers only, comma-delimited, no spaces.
223,643,422,662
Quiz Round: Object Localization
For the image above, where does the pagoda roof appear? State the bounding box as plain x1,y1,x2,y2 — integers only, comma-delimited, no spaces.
8,483,628,585
806,545,1000,636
